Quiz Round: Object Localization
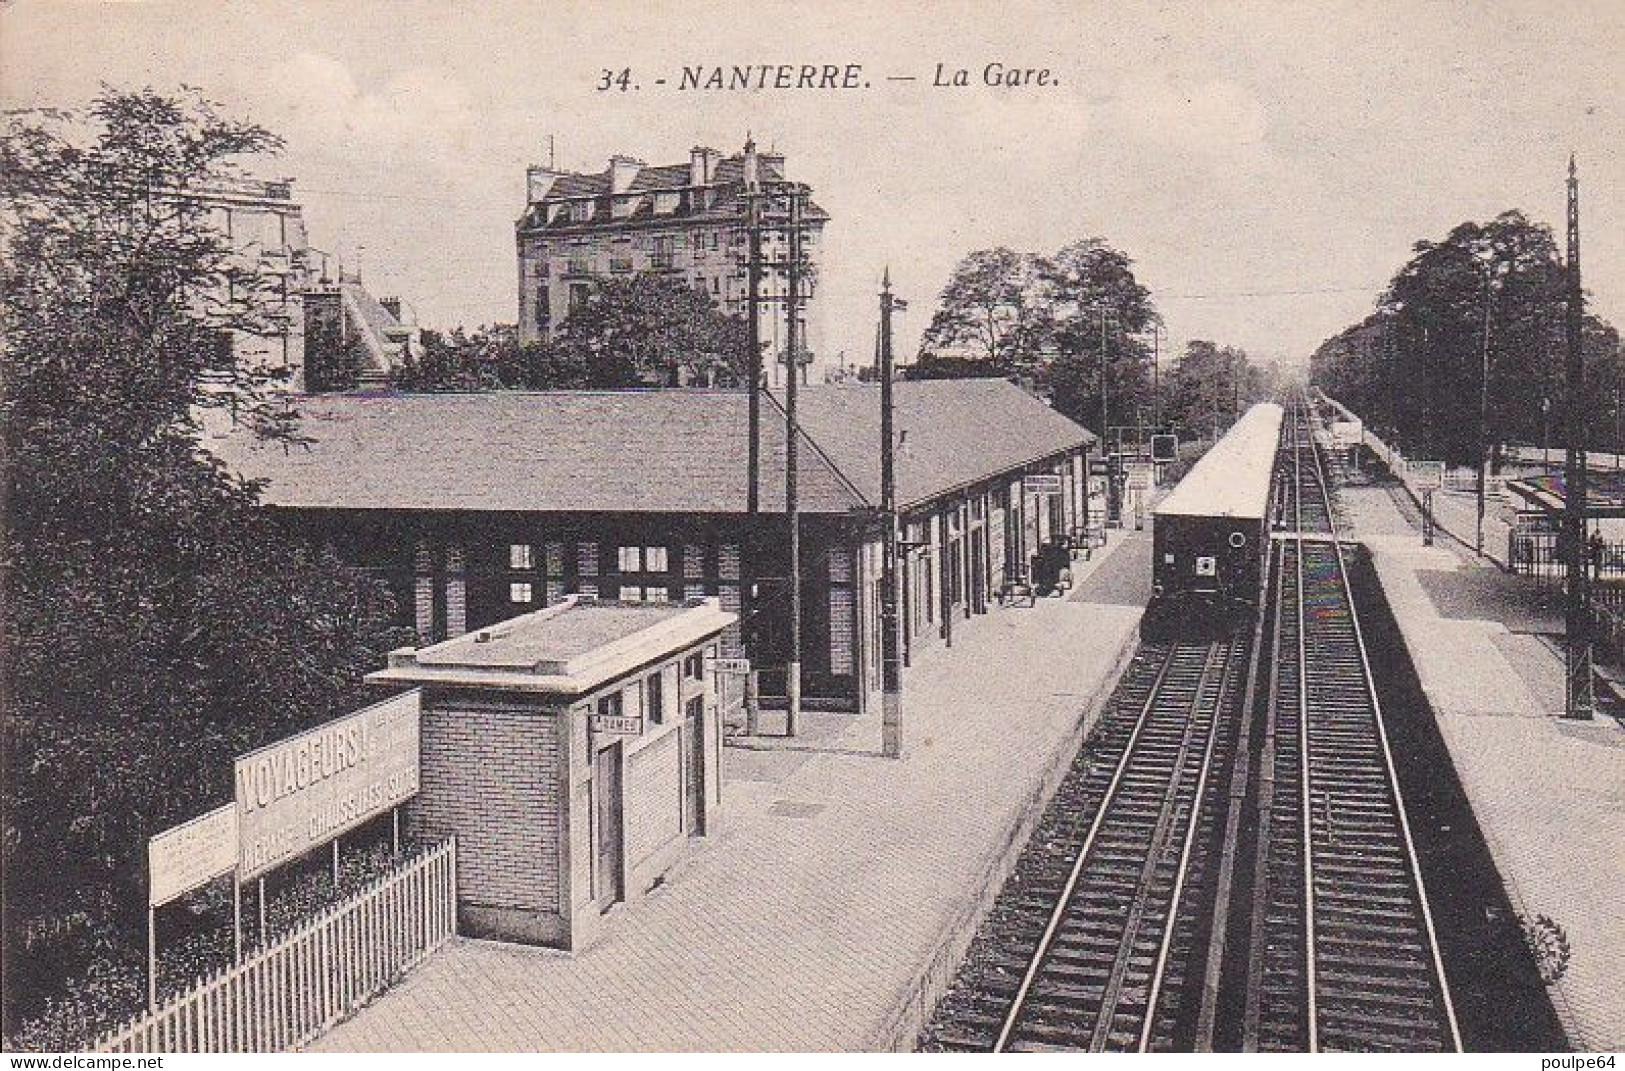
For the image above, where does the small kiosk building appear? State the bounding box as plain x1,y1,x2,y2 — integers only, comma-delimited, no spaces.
368,595,735,950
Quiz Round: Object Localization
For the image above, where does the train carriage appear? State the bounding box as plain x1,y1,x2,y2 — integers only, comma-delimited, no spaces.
1144,402,1284,638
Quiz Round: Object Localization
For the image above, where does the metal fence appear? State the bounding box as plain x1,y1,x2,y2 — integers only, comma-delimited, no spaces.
1507,533,1625,584
95,838,457,1053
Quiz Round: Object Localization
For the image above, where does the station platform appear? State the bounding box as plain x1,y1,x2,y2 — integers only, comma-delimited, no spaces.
1344,484,1625,1051
308,529,1151,1052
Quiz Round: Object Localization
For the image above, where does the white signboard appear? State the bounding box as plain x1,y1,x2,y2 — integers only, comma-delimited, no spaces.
235,690,420,880
1124,462,1155,491
712,657,751,674
1331,419,1364,449
148,803,237,907
590,714,644,735
1411,461,1446,492
1024,474,1063,496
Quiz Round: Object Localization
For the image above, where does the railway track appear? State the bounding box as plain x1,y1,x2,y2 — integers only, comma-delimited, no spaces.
1245,400,1461,1051
925,396,1463,1052
925,635,1249,1051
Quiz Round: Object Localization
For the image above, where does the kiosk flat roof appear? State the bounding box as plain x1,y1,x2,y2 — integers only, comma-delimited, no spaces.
367,596,735,695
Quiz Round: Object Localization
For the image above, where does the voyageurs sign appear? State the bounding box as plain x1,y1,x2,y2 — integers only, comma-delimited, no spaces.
234,690,421,880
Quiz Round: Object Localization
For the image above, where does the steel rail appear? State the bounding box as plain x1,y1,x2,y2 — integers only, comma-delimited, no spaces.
990,646,1181,1051
1296,399,1463,1052
1291,415,1322,1051
1136,642,1240,1051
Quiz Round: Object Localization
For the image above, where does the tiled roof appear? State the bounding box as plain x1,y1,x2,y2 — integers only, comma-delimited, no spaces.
795,380,1096,509
209,390,866,515
208,381,1093,517
518,152,827,232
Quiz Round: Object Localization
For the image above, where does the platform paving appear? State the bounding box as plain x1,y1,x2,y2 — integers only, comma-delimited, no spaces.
1345,484,1625,1051
309,529,1150,1052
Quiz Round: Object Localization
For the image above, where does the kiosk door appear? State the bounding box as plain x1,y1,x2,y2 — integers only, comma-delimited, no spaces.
594,742,625,909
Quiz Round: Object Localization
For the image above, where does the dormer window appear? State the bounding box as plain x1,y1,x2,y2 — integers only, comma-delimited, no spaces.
571,200,592,223
654,191,679,215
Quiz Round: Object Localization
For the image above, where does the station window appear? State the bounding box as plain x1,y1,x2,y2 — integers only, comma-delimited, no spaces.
510,543,534,570
596,691,622,720
618,545,669,572
683,652,705,681
646,670,665,725
618,584,670,603
509,582,533,604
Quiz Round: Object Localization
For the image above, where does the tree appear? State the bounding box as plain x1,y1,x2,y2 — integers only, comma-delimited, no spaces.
550,275,752,387
1311,211,1622,465
1,88,408,1040
391,324,536,391
1162,341,1265,439
1035,238,1159,437
303,315,369,393
917,247,1046,373
395,278,754,393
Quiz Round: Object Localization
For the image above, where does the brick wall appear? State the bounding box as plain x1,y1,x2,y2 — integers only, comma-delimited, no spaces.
412,705,561,912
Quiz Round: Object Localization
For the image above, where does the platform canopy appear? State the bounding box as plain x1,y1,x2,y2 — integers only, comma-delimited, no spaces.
1505,472,1625,518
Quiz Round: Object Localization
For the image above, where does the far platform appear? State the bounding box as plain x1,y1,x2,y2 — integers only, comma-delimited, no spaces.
1345,483,1625,1051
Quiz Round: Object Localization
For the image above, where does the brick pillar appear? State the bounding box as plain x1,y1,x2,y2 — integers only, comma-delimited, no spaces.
446,543,467,636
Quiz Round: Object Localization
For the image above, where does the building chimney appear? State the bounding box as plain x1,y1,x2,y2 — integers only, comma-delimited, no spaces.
689,146,709,187
742,135,759,190
526,165,561,203
760,148,786,178
379,297,402,321
609,154,643,195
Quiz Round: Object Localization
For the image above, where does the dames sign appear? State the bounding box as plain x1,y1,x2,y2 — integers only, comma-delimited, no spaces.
235,691,420,880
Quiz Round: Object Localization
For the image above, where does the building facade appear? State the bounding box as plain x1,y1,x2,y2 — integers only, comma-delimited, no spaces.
193,177,315,385
516,140,829,386
211,379,1095,717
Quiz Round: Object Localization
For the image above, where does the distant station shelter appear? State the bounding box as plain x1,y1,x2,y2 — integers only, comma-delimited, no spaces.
211,379,1095,717
1504,472,1625,577
1506,472,1625,538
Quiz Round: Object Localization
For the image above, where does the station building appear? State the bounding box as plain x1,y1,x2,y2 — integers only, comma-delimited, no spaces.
210,378,1095,717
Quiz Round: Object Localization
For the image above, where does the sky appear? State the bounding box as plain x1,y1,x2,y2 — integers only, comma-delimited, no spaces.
2,0,1621,372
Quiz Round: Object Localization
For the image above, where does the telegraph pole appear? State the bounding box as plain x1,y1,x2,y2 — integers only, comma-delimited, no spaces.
742,171,764,735
746,185,763,514
880,269,903,759
785,184,805,736
1564,155,1594,720
1099,310,1110,454
1477,259,1495,557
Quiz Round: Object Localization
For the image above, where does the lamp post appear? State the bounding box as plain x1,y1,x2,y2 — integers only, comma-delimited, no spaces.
1474,254,1499,558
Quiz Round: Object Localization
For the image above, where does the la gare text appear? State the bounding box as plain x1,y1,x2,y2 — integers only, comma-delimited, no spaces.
595,64,1058,93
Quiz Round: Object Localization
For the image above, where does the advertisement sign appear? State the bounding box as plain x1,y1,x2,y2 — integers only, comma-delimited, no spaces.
148,803,237,906
1150,433,1178,464
1411,461,1446,492
235,690,420,880
1331,419,1364,449
1124,462,1155,491
1023,474,1063,496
